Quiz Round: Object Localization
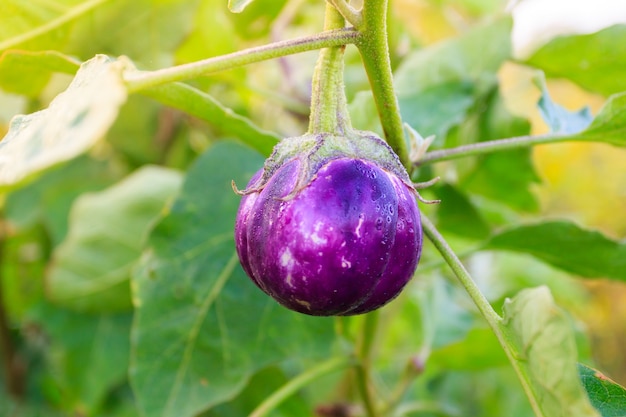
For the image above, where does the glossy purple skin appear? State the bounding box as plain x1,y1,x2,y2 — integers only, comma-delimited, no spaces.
235,157,422,316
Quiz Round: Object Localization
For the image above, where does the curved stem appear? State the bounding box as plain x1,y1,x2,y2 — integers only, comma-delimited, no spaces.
420,215,543,416
356,311,380,417
356,0,410,171
307,4,351,134
415,133,567,166
248,356,354,417
124,28,359,93
327,0,363,28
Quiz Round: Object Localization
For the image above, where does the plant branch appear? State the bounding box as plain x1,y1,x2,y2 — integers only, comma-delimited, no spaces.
355,310,380,417
420,215,543,416
124,28,359,93
248,356,353,417
0,219,25,399
327,0,363,28
356,0,410,171
415,133,568,166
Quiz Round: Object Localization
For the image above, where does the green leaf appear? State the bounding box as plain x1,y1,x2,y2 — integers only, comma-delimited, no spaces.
501,286,600,417
535,74,593,134
429,328,508,371
131,141,335,417
47,166,183,313
0,50,80,96
0,0,109,51
142,82,280,156
486,221,626,281
579,364,626,417
433,184,491,240
29,303,132,415
526,25,626,96
228,0,255,13
0,55,129,190
5,155,121,244
567,92,626,147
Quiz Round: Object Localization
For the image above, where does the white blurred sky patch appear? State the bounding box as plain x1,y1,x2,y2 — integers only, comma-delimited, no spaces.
511,0,626,58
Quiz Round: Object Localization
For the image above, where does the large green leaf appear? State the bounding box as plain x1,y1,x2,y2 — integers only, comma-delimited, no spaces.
47,166,183,313
526,25,626,96
130,141,335,417
228,0,255,13
0,55,129,190
29,303,132,416
141,83,279,157
433,183,491,240
486,221,626,281
579,364,626,417
501,286,599,417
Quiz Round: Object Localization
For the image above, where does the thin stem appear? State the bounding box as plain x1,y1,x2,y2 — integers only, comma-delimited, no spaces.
307,4,350,134
420,215,543,416
355,311,380,417
248,356,354,417
0,218,24,399
415,133,568,166
356,0,410,171
124,28,359,93
327,0,363,28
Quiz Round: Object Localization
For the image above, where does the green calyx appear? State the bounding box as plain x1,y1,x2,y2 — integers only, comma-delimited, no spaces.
237,130,412,200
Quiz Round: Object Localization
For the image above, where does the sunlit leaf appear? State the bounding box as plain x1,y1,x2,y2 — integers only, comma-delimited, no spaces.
526,25,626,96
48,166,183,313
0,0,110,51
0,55,129,190
579,363,626,417
486,221,626,281
567,92,626,147
501,286,600,417
131,142,335,417
228,0,255,13
0,50,79,96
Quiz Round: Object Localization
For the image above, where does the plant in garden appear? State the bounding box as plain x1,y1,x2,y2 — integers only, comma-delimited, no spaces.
1,1,626,417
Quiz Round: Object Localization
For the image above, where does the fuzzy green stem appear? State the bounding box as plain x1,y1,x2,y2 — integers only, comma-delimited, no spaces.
356,0,410,171
124,28,359,93
415,133,567,166
307,4,352,134
421,215,544,416
327,0,363,28
249,356,354,417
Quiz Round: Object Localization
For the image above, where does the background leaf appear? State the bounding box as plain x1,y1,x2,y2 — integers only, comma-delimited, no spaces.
486,221,626,281
130,142,335,417
566,92,626,147
526,25,626,96
0,55,128,190
228,0,255,13
501,286,600,417
47,166,183,313
579,363,626,417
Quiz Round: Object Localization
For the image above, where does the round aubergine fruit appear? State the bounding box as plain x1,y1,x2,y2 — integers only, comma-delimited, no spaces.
234,133,422,316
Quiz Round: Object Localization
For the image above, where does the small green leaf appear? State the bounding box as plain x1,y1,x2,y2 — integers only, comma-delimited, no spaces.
567,92,626,147
501,286,600,417
228,0,255,13
526,25,626,96
131,141,335,417
486,221,626,281
0,55,129,190
47,166,183,313
0,50,80,96
535,74,593,134
579,364,626,417
142,82,279,156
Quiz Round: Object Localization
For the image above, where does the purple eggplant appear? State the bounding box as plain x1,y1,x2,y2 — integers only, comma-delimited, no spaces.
235,132,422,316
